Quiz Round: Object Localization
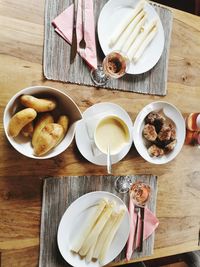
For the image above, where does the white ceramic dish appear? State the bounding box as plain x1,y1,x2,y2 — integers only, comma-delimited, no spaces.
133,101,186,164
94,114,131,155
57,191,130,267
75,102,133,166
3,86,82,159
98,0,165,74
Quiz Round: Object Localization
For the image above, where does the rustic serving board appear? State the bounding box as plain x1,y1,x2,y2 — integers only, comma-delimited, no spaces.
39,175,157,266
43,0,173,95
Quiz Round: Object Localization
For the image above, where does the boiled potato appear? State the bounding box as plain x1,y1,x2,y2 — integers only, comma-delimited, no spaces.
20,94,57,112
21,121,34,137
33,123,64,156
32,113,54,147
57,115,69,134
8,108,37,137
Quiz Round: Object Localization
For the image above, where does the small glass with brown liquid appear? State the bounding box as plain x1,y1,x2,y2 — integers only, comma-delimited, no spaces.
90,51,129,86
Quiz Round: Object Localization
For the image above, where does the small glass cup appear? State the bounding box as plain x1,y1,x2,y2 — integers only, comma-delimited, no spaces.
114,177,151,202
90,51,130,86
129,181,151,207
114,176,133,194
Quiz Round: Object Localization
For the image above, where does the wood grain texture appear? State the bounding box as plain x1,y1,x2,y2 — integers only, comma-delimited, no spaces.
1,0,200,266
39,175,157,266
1,246,39,267
162,263,187,267
43,0,173,95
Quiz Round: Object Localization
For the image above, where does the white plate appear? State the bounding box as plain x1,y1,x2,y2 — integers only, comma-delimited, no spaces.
75,102,133,166
98,0,165,74
57,191,130,267
133,101,186,164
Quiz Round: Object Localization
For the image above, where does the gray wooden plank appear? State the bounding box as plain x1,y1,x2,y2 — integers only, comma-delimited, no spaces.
39,175,158,266
43,0,173,95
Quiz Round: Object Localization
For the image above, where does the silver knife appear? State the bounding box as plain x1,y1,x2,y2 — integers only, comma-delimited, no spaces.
139,206,145,252
70,0,77,64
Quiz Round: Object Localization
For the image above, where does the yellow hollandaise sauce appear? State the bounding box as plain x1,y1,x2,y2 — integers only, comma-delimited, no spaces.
95,116,130,155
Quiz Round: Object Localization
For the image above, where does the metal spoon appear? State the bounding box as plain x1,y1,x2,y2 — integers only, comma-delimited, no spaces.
107,145,112,174
79,0,86,53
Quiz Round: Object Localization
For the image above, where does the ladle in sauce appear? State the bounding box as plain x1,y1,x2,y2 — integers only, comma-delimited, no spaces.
107,144,112,174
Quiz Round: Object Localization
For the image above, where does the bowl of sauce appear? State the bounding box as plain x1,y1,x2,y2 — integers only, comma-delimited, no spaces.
94,115,131,155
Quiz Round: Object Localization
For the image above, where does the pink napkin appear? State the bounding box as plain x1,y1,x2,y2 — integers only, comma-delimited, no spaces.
52,0,97,69
126,198,159,261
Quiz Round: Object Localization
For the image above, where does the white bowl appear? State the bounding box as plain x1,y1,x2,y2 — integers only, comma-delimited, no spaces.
133,101,186,164
3,85,82,159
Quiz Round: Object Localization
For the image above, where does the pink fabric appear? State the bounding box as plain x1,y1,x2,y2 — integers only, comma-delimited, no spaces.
126,198,159,261
52,0,97,69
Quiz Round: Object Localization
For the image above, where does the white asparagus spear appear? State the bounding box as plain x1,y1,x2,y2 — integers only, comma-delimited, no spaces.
79,201,115,256
127,18,158,61
121,14,147,54
85,238,97,263
114,10,146,51
109,0,146,47
71,199,107,253
99,208,126,265
93,211,118,259
85,211,117,263
133,25,158,62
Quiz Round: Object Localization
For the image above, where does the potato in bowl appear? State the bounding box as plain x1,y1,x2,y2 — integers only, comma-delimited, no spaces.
3,86,82,159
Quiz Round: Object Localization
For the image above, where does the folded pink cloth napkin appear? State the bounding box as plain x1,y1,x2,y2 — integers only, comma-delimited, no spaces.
52,0,97,69
126,198,159,261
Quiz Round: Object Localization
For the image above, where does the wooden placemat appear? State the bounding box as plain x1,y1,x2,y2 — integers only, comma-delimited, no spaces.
43,0,173,96
39,175,158,266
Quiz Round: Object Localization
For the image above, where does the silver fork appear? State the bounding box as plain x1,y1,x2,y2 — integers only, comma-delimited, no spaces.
79,0,86,54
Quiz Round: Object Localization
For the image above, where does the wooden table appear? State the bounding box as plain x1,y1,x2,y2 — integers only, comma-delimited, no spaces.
0,0,200,266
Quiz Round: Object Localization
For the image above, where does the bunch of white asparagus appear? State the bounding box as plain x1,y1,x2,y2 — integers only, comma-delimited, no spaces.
71,198,126,265
109,0,158,62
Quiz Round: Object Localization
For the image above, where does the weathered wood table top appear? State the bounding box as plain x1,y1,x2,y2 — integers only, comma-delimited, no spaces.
0,0,200,266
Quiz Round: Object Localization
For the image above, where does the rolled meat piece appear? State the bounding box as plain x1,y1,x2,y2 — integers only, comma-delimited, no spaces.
148,144,164,157
157,125,172,141
143,124,157,141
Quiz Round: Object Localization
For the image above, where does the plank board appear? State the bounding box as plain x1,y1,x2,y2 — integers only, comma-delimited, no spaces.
43,0,173,95
39,175,157,266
